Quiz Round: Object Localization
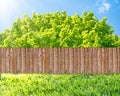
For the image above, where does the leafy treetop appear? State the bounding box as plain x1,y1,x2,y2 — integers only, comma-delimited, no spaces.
0,11,120,47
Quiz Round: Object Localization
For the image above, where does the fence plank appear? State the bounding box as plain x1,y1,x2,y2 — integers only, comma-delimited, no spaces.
101,48,105,74
38,48,43,73
12,48,17,74
9,48,13,73
113,48,118,73
97,48,102,74
74,48,79,74
49,48,53,73
26,48,30,73
53,48,58,74
87,48,91,73
16,48,21,73
117,48,119,73
108,48,113,73
5,48,9,73
33,48,39,73
92,48,96,74
64,48,69,73
57,48,61,74
106,48,109,74
46,48,50,73
81,48,85,73
85,48,89,74
69,48,74,73
1,48,6,73
29,48,33,73
42,48,45,73
61,48,65,73
77,48,81,73
21,48,26,73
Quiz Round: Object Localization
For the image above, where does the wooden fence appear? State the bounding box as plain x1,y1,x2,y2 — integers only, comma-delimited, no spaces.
0,48,120,74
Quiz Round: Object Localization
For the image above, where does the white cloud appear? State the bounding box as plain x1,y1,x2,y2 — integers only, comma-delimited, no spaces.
96,0,111,13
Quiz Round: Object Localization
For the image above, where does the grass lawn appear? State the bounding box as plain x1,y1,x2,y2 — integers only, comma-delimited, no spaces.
0,74,120,96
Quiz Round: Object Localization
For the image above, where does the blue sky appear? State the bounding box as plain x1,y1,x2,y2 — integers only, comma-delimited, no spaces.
0,0,120,35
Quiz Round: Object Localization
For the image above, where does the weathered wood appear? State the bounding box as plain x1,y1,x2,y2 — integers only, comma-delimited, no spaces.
21,48,26,73
49,48,54,73
74,48,78,74
0,48,120,74
38,48,43,73
64,48,69,73
113,48,118,73
69,48,74,73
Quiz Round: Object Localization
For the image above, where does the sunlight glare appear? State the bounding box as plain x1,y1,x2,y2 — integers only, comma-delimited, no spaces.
0,0,18,29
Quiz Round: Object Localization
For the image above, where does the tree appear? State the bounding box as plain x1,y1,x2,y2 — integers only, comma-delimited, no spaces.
0,11,119,47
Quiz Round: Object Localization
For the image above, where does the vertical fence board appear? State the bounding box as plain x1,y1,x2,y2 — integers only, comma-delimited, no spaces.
5,48,9,73
53,48,58,74
84,48,87,74
29,48,33,73
61,48,65,73
21,48,26,73
73,48,77,73
16,48,21,73
101,48,105,74
92,48,96,74
2,48,6,73
26,48,30,73
42,48,46,73
57,48,61,74
106,48,109,74
113,48,118,73
88,48,92,74
64,48,69,73
108,48,113,73
85,48,89,74
90,48,93,73
77,48,81,73
9,48,13,73
44,48,48,73
91,48,94,74
1,48,6,73
104,48,107,74
97,48,102,74
33,48,39,73
49,48,54,73
38,48,43,73
117,48,119,73
12,49,17,74
95,48,99,74
95,48,98,74
81,48,85,73
74,48,78,74
69,48,74,73
45,48,50,73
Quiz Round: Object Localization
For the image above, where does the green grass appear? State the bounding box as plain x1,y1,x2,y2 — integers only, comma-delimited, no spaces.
0,74,120,96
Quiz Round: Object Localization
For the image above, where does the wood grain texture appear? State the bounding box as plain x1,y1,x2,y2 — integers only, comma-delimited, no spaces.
0,48,120,74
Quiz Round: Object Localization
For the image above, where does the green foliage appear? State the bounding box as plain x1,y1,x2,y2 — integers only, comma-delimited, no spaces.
1,74,120,96
0,11,120,47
